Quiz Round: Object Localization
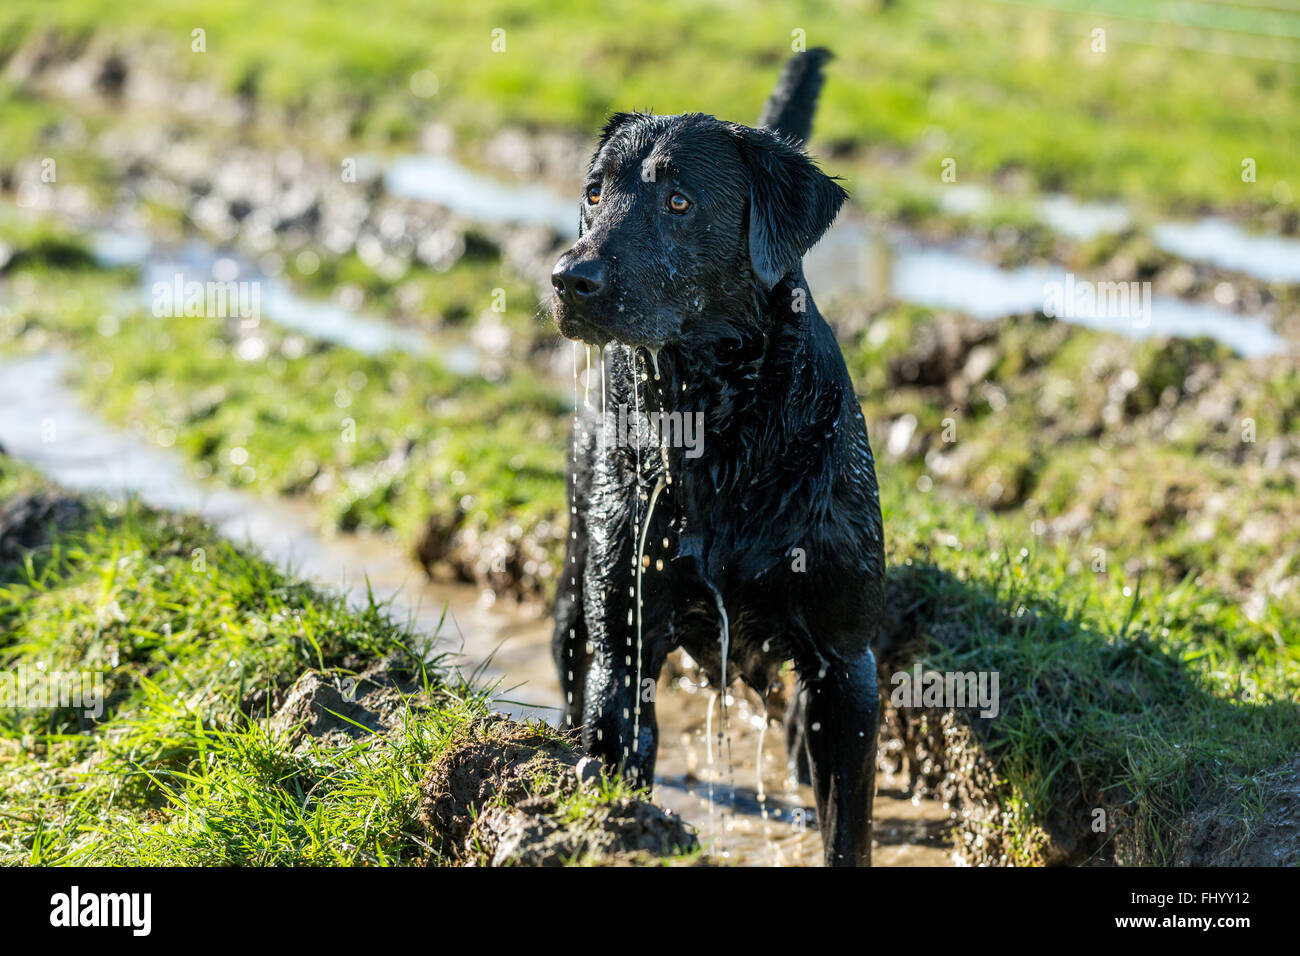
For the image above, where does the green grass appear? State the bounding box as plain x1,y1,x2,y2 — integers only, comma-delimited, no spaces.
0,233,569,593
845,305,1300,625
2,0,1297,221
0,454,463,864
0,457,668,865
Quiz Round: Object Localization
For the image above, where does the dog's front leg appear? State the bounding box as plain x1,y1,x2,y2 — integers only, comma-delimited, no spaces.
579,494,661,788
553,439,592,732
800,647,879,866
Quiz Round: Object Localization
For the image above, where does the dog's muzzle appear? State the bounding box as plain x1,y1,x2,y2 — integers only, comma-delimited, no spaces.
551,252,612,343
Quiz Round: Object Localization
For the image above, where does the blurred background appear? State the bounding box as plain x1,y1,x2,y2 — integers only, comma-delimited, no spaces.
1,1,1298,866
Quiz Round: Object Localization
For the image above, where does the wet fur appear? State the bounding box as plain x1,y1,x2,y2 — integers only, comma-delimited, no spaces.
549,50,885,866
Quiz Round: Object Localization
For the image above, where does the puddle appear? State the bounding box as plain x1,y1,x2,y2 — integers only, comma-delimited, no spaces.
1152,218,1300,285
384,154,1286,356
385,154,577,235
1036,193,1132,240
651,683,952,866
0,350,953,865
90,230,435,357
938,183,1300,285
802,226,1285,357
937,184,1132,240
882,239,1286,358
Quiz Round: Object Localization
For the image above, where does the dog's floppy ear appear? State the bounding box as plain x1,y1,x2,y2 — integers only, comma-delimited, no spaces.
734,125,847,289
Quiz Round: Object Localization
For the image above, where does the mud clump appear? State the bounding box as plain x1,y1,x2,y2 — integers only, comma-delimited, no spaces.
474,795,700,867
417,718,579,855
1167,758,1300,866
266,656,432,750
417,717,699,866
887,312,997,399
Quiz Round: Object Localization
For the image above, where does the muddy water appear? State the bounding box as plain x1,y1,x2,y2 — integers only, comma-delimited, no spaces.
0,351,953,865
805,223,1286,357
91,230,436,358
1151,218,1300,285
383,154,1287,358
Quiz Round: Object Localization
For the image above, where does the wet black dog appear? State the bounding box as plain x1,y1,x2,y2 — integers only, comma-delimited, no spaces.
549,49,885,866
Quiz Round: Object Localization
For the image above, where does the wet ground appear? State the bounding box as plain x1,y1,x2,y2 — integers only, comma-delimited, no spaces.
0,350,953,865
35,143,1289,374
4,82,1295,866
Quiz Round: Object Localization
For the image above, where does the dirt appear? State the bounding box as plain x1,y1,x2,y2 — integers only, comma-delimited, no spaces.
415,509,563,605
472,796,702,867
417,716,699,866
1167,758,1300,866
265,656,432,750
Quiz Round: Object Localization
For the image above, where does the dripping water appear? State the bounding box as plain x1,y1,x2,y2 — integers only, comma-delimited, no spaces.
704,579,737,853
566,342,581,726
705,689,718,839
628,348,643,769
756,698,773,864
583,344,592,408
634,473,665,759
599,344,607,432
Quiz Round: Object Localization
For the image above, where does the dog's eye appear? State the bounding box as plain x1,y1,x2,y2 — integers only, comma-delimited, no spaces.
586,185,602,205
667,192,691,214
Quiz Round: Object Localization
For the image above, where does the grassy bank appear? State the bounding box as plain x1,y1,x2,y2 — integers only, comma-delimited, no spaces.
2,0,1297,222
877,559,1300,865
844,304,1300,626
0,456,697,865
0,213,570,598
2,449,1295,865
4,245,1298,863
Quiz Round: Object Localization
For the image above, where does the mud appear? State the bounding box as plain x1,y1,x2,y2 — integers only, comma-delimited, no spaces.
415,509,565,605
416,716,698,865
869,305,1300,616
1167,758,1300,867
264,656,433,751
473,797,701,867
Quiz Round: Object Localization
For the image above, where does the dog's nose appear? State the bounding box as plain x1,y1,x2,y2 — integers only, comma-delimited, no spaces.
551,257,606,300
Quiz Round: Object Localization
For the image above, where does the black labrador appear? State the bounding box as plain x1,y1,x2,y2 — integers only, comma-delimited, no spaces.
548,49,885,867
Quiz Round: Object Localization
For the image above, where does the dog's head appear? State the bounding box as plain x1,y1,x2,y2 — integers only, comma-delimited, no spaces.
550,112,846,347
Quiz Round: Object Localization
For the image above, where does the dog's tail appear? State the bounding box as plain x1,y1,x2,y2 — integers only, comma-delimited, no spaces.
757,47,832,145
